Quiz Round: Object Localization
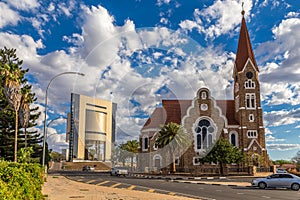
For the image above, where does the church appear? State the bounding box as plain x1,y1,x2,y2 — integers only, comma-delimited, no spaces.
137,10,270,174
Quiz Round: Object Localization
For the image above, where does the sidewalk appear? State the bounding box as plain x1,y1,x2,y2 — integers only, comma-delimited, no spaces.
42,175,196,200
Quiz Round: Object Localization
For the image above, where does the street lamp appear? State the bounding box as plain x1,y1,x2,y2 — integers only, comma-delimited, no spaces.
42,72,85,170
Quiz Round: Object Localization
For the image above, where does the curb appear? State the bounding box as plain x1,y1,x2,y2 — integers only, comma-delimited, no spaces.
129,173,252,188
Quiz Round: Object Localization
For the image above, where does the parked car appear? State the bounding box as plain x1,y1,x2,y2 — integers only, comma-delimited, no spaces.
82,166,95,172
252,173,300,191
110,167,128,176
276,168,288,173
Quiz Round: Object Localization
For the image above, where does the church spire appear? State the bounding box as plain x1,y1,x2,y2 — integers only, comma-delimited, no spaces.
235,8,258,72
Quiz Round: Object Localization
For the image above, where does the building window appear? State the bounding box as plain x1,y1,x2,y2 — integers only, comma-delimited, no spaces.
153,142,158,150
245,79,255,89
247,130,257,138
201,92,207,99
193,118,216,152
153,154,162,168
175,157,180,165
246,93,256,109
193,157,201,165
235,96,239,112
249,114,254,122
229,132,238,147
143,137,149,150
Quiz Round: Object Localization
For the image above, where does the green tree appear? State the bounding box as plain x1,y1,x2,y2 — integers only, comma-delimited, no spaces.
0,47,41,162
0,47,22,162
273,159,292,166
155,122,191,173
50,151,63,162
204,138,245,175
120,140,139,171
292,151,300,171
17,147,34,163
19,87,31,147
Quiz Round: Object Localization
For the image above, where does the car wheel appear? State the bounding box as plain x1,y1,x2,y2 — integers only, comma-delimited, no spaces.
258,182,267,189
110,172,112,176
291,183,300,191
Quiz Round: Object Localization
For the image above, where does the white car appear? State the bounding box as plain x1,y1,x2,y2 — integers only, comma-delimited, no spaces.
110,167,128,176
252,173,300,191
276,168,288,173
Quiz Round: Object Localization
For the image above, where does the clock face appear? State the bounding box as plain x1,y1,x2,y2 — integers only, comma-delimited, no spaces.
246,71,253,79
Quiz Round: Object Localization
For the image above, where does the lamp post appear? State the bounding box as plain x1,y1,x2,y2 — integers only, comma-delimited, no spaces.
42,72,85,171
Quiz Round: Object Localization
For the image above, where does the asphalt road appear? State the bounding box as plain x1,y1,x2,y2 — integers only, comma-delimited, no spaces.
57,172,300,200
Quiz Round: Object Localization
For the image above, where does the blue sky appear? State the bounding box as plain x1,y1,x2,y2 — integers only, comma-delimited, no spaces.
1,0,300,161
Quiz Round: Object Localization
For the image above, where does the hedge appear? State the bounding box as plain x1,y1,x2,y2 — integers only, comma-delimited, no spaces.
0,161,44,200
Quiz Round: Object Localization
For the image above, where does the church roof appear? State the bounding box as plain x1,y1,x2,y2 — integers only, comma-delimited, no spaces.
141,99,239,134
235,13,259,72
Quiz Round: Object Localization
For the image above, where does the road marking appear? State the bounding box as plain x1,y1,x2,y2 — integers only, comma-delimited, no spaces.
111,183,121,188
86,180,96,184
97,181,110,185
237,193,244,195
127,185,136,190
148,189,155,193
168,192,176,195
261,196,270,199
216,190,222,192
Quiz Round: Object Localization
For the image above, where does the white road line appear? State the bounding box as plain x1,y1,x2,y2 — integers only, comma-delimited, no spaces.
261,196,271,199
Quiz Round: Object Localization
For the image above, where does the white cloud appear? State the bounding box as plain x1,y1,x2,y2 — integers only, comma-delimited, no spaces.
258,17,300,83
179,0,253,39
260,82,300,106
156,0,171,6
267,143,300,151
46,129,68,153
264,108,300,127
266,135,285,142
0,32,44,61
3,0,39,11
0,2,20,28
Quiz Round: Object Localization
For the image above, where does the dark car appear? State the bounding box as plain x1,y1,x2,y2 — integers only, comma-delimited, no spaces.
82,166,95,172
252,173,300,191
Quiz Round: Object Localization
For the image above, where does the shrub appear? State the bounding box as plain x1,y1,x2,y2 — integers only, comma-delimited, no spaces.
0,161,44,200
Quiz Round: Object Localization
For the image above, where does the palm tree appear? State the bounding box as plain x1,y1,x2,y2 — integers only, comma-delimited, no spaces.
155,122,191,173
19,89,31,147
120,140,139,171
0,47,23,162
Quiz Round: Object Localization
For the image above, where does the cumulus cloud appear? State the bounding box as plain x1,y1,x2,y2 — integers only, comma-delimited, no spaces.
46,128,68,152
264,108,300,127
0,2,20,28
179,0,253,39
258,16,300,84
3,0,39,11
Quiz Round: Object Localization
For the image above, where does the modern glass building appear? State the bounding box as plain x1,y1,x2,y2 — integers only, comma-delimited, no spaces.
66,93,117,162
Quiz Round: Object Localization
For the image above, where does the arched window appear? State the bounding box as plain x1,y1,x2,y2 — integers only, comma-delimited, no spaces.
229,132,238,147
153,154,162,168
245,79,255,89
142,136,149,151
231,134,236,146
193,118,216,152
197,134,201,149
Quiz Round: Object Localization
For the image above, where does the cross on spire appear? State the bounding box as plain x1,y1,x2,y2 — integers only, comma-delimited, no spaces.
241,2,245,16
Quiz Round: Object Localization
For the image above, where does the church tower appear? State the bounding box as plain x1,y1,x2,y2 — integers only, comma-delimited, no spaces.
233,10,269,166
